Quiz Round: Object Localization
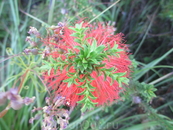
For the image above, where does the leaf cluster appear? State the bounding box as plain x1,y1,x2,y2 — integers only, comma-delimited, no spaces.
124,80,157,103
77,80,97,112
73,40,106,74
69,22,88,44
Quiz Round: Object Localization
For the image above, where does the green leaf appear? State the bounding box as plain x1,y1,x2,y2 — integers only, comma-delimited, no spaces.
82,58,88,63
83,63,88,70
87,76,95,81
88,92,97,99
67,72,75,76
69,27,77,31
77,89,87,95
87,63,93,70
63,77,74,87
96,63,106,68
73,79,79,85
66,64,72,71
67,81,73,87
102,71,107,80
76,61,82,68
81,103,87,112
77,76,86,82
74,45,83,50
116,72,127,77
96,45,105,53
77,96,87,104
84,48,89,57
86,51,91,58
53,63,58,70
89,101,98,105
91,39,97,51
80,49,85,56
49,56,55,63
90,59,98,64
89,51,96,58
87,83,96,89
74,38,81,43
75,22,83,29
42,60,51,65
110,74,114,86
101,67,114,72
79,66,85,73
48,69,51,76
122,77,129,85
70,33,79,37
39,65,51,70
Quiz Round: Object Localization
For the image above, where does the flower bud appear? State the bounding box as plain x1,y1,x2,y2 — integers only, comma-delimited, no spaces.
28,26,40,37
10,95,23,110
57,22,64,27
23,96,35,105
29,114,41,124
132,96,142,104
24,49,31,55
31,48,38,55
0,92,7,106
61,8,68,15
25,36,32,42
29,117,35,124
6,88,18,100
30,42,37,47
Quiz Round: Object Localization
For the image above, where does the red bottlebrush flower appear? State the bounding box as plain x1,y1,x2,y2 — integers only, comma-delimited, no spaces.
43,21,131,108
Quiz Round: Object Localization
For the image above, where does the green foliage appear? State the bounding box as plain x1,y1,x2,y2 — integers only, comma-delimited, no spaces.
73,41,106,74
69,22,88,44
141,82,157,102
160,0,173,21
124,80,157,103
0,48,45,130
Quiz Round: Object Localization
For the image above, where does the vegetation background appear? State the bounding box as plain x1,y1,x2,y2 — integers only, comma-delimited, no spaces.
0,0,173,130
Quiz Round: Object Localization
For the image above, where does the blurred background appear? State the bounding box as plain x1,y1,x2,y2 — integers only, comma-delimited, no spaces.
0,0,173,130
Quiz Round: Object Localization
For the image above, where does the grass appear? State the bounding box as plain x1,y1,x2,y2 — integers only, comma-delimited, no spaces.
0,0,173,130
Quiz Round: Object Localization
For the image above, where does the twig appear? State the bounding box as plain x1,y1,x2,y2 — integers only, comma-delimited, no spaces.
133,7,159,56
31,69,51,96
149,71,173,85
88,0,121,24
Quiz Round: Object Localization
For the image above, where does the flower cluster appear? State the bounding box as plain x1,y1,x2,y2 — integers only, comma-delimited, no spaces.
31,21,131,111
0,88,35,110
30,95,69,130
24,26,40,55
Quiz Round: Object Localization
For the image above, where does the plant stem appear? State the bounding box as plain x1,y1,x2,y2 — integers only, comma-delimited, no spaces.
149,71,173,85
88,0,121,24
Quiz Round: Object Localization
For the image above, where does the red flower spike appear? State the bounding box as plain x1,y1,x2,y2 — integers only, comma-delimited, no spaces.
43,22,131,107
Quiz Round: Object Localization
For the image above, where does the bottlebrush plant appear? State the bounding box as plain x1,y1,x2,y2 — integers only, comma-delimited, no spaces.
0,20,158,130
39,21,132,112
